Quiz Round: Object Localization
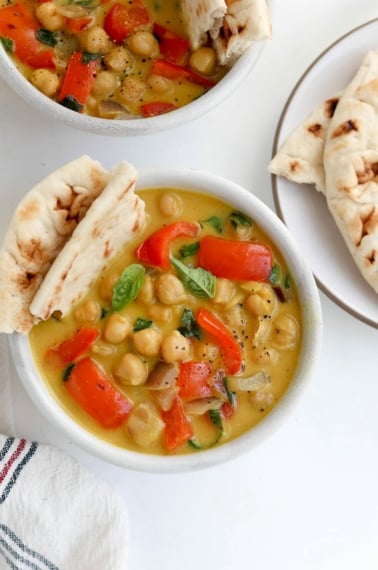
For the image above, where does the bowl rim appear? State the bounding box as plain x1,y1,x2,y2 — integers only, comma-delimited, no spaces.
0,40,265,136
8,167,323,472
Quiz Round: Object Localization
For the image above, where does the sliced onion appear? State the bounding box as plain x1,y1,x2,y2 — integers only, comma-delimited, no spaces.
146,362,178,390
97,101,131,120
184,397,223,415
227,370,271,392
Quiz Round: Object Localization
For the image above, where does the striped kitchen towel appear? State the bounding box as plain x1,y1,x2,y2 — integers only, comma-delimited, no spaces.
0,337,129,570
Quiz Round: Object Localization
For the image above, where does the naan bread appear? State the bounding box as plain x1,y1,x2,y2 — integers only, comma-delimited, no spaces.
212,0,271,65
181,0,227,51
30,161,145,320
0,156,109,334
269,94,341,193
323,50,378,293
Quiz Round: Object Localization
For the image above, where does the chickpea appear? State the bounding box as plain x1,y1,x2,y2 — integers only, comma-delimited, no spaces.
156,273,187,305
147,74,172,94
127,30,158,57
117,77,146,104
30,69,60,98
91,71,118,97
137,274,155,304
272,314,300,349
80,26,109,54
127,402,165,447
159,192,183,217
212,278,235,305
35,2,65,31
133,328,162,357
161,330,191,363
189,46,216,75
104,47,134,73
74,299,102,322
148,304,172,322
103,313,131,344
114,353,148,386
99,273,119,303
245,285,277,317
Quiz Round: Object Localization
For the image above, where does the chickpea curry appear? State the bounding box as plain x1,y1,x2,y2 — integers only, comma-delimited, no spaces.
29,188,302,455
0,0,228,118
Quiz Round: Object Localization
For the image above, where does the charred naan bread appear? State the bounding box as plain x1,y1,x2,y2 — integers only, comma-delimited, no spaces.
182,0,271,65
30,161,145,320
269,94,341,193
0,156,109,334
212,0,271,65
324,50,378,293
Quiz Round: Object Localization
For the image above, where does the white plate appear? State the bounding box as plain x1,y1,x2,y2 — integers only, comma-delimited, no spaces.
271,19,378,329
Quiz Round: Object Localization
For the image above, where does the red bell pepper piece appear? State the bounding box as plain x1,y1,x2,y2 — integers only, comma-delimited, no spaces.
151,59,215,88
196,307,243,375
135,221,199,269
153,23,189,64
177,361,213,401
221,401,235,419
58,51,98,109
65,16,93,34
104,1,150,44
0,3,55,68
46,327,99,367
140,101,177,117
198,235,273,282
161,396,193,450
65,357,133,429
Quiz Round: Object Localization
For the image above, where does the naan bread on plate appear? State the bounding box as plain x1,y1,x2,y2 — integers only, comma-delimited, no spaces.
182,0,271,65
269,94,341,193
0,156,109,334
212,0,271,65
323,50,378,294
30,161,145,320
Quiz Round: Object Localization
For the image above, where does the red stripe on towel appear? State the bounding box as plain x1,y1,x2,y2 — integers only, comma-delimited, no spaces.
0,439,26,484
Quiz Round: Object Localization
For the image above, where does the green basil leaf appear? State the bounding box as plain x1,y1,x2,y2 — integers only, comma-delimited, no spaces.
62,363,76,382
269,263,281,285
178,308,202,340
200,215,223,234
82,52,102,64
223,378,236,407
209,408,224,434
230,211,253,229
112,264,145,311
0,37,14,53
179,241,200,258
133,317,152,332
36,29,58,47
59,95,83,112
284,273,292,289
171,257,216,299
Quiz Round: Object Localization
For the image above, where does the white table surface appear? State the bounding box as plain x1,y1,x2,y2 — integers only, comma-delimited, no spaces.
1,1,378,569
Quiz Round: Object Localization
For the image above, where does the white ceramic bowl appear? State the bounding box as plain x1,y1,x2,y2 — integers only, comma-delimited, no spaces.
0,39,265,137
9,168,322,472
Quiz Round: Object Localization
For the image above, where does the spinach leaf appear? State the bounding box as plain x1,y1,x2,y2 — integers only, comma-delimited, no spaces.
178,308,202,340
171,257,216,299
209,409,224,434
133,317,152,332
36,29,58,47
0,37,13,52
269,263,281,285
82,52,102,64
200,215,223,234
62,363,76,382
59,95,83,112
230,211,253,229
179,241,199,258
112,264,145,311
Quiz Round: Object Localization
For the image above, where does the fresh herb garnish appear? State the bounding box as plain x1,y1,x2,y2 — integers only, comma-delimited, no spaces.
208,408,224,433
179,241,200,258
101,307,110,319
200,215,223,234
269,263,281,285
62,363,76,382
36,29,58,47
82,52,102,64
284,273,292,289
223,377,236,407
59,95,83,112
133,317,152,332
230,211,253,229
170,257,216,299
178,308,202,340
112,264,145,311
0,37,13,52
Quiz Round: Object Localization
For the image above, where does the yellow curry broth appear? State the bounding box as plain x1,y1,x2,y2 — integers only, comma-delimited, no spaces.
29,188,302,455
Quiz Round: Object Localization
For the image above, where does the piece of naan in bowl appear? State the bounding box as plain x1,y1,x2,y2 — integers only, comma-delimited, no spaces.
0,156,109,334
